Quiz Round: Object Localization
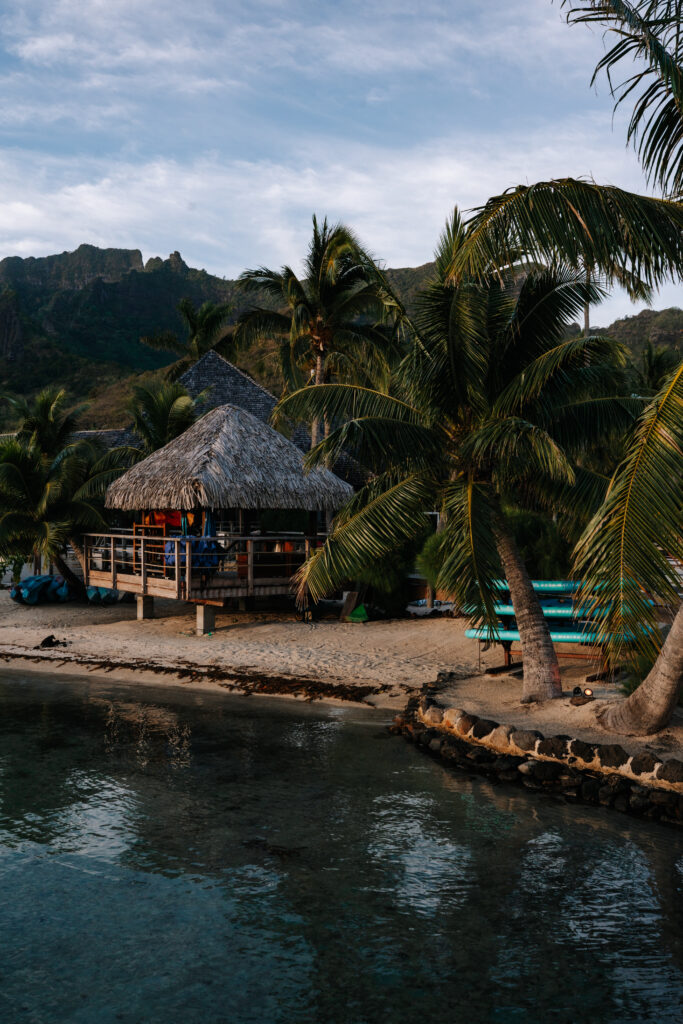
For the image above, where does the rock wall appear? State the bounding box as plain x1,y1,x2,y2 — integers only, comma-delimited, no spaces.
391,694,683,827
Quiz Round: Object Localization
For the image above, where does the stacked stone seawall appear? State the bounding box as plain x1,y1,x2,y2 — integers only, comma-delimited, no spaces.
391,693,683,827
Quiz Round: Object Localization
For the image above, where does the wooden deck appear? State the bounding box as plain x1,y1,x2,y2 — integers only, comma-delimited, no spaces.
83,532,313,603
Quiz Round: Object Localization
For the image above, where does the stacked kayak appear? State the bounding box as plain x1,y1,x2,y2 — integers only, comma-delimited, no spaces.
10,575,123,605
11,575,71,605
466,580,596,646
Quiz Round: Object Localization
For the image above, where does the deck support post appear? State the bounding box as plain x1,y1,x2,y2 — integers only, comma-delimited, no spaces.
136,595,154,620
196,604,216,635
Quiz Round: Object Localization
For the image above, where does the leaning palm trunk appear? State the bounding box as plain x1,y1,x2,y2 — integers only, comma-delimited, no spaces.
599,605,683,735
53,553,86,597
492,514,563,702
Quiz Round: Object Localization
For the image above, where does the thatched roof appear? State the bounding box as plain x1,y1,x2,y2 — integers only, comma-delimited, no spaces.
105,404,353,512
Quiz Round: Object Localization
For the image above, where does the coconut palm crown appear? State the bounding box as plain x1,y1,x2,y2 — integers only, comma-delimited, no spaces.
141,298,233,379
235,215,405,443
277,210,639,703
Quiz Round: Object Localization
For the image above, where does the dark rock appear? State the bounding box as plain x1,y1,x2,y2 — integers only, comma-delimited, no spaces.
517,761,534,776
606,774,630,794
558,772,581,788
531,761,562,782
598,785,614,806
613,793,630,813
418,729,438,748
511,730,543,752
581,778,600,802
498,770,519,783
471,718,499,739
648,790,678,808
428,737,443,754
570,695,595,706
454,713,477,737
569,739,597,762
629,793,650,813
657,759,683,784
522,779,542,791
537,736,569,759
422,706,444,726
596,744,629,769
465,747,496,764
630,753,658,776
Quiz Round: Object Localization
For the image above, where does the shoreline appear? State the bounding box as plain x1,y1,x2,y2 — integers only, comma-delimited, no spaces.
1,592,680,760
0,647,406,707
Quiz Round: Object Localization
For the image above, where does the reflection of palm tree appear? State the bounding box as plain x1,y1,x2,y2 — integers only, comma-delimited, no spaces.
141,297,233,379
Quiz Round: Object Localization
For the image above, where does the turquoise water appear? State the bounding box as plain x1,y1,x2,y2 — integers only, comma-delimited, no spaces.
0,672,681,1024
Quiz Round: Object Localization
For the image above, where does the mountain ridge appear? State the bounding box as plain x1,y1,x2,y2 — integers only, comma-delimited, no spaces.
0,243,680,429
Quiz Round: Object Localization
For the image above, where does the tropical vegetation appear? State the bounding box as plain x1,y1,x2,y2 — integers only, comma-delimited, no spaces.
0,389,105,590
277,210,638,703
141,297,233,379
236,215,406,443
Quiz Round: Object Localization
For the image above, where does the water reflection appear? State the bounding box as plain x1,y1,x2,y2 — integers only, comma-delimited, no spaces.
0,672,681,1024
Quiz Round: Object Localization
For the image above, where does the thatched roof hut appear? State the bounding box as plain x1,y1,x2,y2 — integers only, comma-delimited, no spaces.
105,404,353,512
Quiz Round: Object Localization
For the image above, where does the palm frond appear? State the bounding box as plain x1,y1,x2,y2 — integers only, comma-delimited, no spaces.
438,477,502,629
296,475,435,603
573,360,683,664
564,0,683,195
461,417,576,485
457,178,683,290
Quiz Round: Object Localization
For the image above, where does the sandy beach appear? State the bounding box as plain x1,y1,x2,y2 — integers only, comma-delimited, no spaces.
1,592,680,758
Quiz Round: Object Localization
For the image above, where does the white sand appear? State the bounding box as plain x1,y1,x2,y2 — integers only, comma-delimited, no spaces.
0,592,679,757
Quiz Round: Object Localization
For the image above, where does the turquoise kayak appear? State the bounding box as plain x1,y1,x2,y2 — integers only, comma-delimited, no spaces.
491,579,581,593
466,626,598,644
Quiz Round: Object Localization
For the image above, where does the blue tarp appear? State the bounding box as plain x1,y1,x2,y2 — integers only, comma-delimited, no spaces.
164,537,220,569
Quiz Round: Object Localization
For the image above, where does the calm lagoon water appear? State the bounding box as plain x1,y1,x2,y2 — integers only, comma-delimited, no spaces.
0,672,681,1024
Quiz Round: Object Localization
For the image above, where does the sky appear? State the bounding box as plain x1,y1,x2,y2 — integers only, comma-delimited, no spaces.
0,0,681,324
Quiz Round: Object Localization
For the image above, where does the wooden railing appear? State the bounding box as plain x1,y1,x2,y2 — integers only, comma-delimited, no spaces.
82,532,315,601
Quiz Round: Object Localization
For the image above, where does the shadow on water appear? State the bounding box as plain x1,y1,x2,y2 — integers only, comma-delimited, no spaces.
0,671,681,1024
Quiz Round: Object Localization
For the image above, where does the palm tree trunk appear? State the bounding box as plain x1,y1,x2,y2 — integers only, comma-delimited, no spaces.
599,605,683,735
53,553,86,598
312,348,325,446
492,511,563,702
68,536,86,573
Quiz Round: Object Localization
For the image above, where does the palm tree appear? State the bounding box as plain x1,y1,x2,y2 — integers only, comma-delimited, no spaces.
236,215,405,445
79,381,208,497
573,364,682,734
563,1,683,198
638,338,679,391
141,298,233,379
126,381,205,456
4,387,87,460
277,211,636,703
0,437,105,592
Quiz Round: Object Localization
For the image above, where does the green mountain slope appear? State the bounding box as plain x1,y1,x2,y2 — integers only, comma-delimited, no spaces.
0,243,680,430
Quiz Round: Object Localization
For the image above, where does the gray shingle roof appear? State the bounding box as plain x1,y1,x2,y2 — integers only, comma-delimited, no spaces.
179,351,277,424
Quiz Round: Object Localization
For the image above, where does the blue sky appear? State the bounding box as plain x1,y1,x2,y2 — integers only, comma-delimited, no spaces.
0,0,681,323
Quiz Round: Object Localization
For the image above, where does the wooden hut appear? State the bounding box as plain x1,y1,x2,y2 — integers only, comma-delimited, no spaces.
83,404,352,632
